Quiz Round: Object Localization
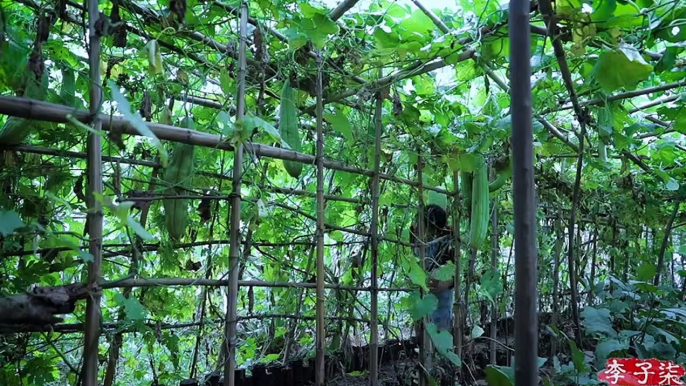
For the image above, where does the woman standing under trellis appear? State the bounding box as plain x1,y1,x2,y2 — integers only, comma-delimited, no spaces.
409,204,456,331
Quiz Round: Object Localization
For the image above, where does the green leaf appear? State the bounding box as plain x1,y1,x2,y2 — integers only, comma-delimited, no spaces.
485,366,513,386
595,339,628,369
242,114,284,144
581,306,616,337
324,110,353,141
432,262,455,281
299,2,326,17
108,80,169,166
405,258,428,288
402,291,437,320
471,325,485,338
115,293,148,321
591,45,654,93
0,210,25,236
655,46,681,73
329,230,345,242
591,0,617,21
427,190,448,208
283,28,309,50
126,216,154,241
636,262,657,281
313,13,339,34
447,152,485,172
426,323,462,366
219,68,235,97
569,340,588,372
145,40,164,75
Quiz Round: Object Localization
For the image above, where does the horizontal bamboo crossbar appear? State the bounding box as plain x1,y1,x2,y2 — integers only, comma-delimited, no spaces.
0,96,452,195
100,278,412,292
2,144,364,204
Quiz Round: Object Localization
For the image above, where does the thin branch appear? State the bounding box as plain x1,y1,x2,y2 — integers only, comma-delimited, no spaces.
654,199,682,286
547,80,686,114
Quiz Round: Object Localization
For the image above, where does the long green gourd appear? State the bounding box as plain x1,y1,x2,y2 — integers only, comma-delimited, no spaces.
469,159,489,250
279,79,302,178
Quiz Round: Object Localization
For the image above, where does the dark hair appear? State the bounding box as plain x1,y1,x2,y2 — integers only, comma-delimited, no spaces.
423,204,448,230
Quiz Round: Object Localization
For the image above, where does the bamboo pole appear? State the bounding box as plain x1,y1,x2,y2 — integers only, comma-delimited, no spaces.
451,171,463,372
489,168,499,365
98,278,412,292
223,3,248,385
509,0,539,383
81,0,104,385
0,96,452,195
369,86,383,386
2,144,364,204
314,49,327,386
416,151,430,386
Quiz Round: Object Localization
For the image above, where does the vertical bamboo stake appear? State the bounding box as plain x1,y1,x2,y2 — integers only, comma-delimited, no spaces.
223,3,248,385
416,151,430,386
82,0,104,384
451,172,463,370
314,50,326,386
509,0,539,381
369,88,383,386
489,168,498,365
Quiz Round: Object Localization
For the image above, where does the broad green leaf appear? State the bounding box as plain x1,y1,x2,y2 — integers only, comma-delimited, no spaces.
329,230,345,242
402,291,437,320
636,262,657,281
283,28,309,50
485,365,513,386
426,323,462,366
145,40,164,75
219,68,235,97
581,306,616,337
126,216,154,241
591,45,653,93
427,190,448,208
471,325,484,338
569,340,588,372
432,262,455,281
591,0,617,21
324,110,353,141
0,210,25,236
115,293,148,321
595,339,628,369
447,152,485,172
406,259,428,288
242,114,284,144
